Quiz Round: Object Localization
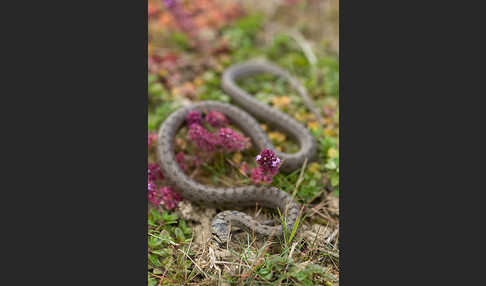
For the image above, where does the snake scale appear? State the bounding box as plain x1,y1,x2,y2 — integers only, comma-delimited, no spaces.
157,60,321,244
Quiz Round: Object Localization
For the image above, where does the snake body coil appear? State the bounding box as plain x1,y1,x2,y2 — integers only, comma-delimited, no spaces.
157,60,319,244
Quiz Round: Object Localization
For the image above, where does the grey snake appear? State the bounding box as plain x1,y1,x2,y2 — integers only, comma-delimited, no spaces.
157,60,320,244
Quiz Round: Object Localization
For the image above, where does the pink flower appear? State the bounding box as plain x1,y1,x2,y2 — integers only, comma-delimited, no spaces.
216,128,250,152
148,163,164,181
161,186,183,210
186,110,202,126
251,166,273,184
176,152,187,171
187,123,218,152
148,182,163,205
205,111,228,128
251,149,282,184
256,149,281,174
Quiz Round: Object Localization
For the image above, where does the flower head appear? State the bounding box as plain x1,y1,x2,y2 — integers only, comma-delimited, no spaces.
186,110,203,126
205,110,228,128
176,152,187,171
216,127,250,152
187,123,218,152
256,149,281,174
161,186,183,210
148,182,162,205
251,149,281,184
251,166,274,184
148,163,164,181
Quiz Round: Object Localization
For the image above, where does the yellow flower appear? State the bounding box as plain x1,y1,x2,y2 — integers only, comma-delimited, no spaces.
328,148,338,159
260,124,268,131
308,162,320,174
194,77,203,86
272,96,291,108
295,113,304,122
232,152,242,164
276,146,282,152
268,132,286,143
171,87,180,97
158,69,167,77
321,117,332,126
306,113,317,121
324,128,336,137
307,121,319,132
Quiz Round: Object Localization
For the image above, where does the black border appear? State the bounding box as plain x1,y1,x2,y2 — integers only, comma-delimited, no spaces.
4,0,148,284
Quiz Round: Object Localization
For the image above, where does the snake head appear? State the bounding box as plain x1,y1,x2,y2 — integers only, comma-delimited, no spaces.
211,218,230,246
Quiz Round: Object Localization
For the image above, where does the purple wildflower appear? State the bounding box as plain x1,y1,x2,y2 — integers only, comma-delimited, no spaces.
216,127,250,152
186,110,202,126
162,0,203,49
148,163,164,181
272,158,281,168
187,123,218,152
251,149,282,184
205,110,228,128
176,152,187,171
148,182,162,205
161,186,183,210
148,181,156,192
251,166,273,184
163,0,176,8
256,149,281,174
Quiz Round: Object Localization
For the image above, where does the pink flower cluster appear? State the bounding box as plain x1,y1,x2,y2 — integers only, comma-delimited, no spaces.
186,110,203,125
185,109,250,153
205,111,228,128
148,163,164,181
217,128,250,152
256,149,281,173
161,186,183,210
147,182,162,205
148,131,183,209
251,149,281,184
176,152,187,171
188,123,219,152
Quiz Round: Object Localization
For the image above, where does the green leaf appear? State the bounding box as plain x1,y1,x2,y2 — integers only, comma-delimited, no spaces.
179,220,192,236
294,271,307,281
162,211,178,224
148,254,161,267
148,83,164,95
173,227,185,242
148,74,157,85
148,277,158,286
331,173,339,187
288,215,300,244
324,160,336,170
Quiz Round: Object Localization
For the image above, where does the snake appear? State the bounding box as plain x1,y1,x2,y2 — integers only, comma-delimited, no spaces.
157,60,321,244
